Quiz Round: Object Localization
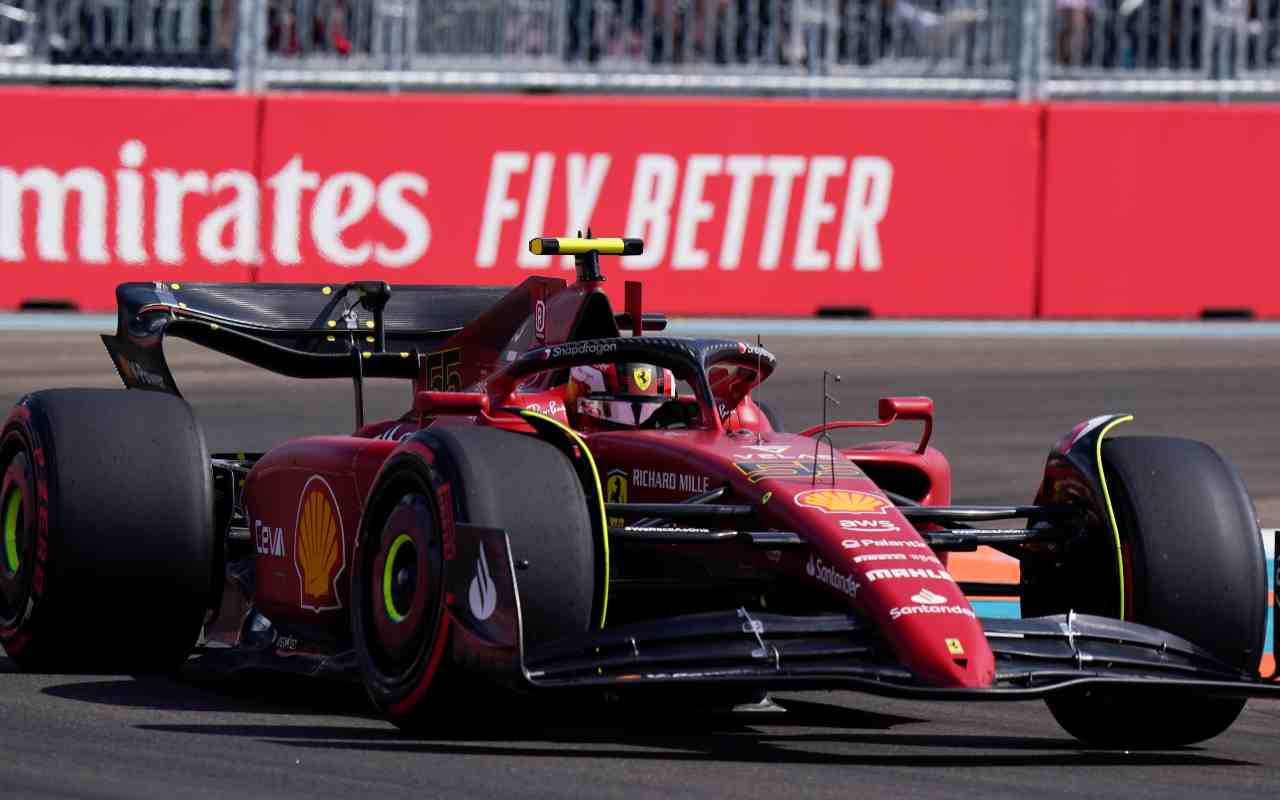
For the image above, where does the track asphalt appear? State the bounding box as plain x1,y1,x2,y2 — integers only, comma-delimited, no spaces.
0,329,1277,799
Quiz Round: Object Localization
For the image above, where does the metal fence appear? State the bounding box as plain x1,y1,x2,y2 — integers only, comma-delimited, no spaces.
260,0,1020,95
3,0,1280,97
0,1,236,84
1045,0,1280,96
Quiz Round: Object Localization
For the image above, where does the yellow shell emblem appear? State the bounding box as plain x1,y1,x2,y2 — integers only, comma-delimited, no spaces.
632,367,653,391
794,489,889,515
294,476,346,612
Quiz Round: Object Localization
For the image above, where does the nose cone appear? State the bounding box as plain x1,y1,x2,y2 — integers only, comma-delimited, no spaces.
884,613,996,689
850,568,996,689
746,465,997,690
841,555,997,689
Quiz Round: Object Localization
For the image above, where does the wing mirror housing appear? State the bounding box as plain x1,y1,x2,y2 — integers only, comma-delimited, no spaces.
878,396,933,453
415,391,490,418
799,395,934,454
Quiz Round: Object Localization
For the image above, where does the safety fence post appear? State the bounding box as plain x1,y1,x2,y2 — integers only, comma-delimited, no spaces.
1016,0,1050,102
234,0,268,93
382,0,412,93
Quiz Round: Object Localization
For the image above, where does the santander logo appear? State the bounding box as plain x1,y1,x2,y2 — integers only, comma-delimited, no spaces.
911,588,948,605
0,141,431,269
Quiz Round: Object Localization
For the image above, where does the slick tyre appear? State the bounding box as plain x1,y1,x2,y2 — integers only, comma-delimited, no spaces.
350,454,455,731
1043,436,1267,748
0,389,213,672
353,427,596,732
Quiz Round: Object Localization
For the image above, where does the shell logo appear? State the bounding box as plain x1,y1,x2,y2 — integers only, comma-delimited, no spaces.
293,475,346,612
794,489,889,515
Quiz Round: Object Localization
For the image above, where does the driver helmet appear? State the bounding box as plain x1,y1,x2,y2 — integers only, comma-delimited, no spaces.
566,363,676,430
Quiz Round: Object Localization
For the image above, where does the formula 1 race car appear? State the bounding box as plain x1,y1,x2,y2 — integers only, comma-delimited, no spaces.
1,237,1276,748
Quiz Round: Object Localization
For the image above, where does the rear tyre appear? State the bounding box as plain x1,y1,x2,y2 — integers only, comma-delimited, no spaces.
353,426,597,731
0,389,213,672
1040,436,1266,748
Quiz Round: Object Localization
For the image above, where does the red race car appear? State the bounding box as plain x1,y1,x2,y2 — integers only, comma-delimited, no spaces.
1,237,1275,747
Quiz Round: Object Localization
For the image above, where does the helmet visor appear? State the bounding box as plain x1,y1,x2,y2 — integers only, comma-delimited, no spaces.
575,396,669,428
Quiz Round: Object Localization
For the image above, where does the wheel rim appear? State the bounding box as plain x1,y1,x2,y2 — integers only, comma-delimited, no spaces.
366,491,440,673
0,447,34,627
381,533,416,624
2,485,21,573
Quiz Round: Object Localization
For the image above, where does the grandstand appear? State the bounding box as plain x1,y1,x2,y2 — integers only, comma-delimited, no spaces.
3,0,1280,98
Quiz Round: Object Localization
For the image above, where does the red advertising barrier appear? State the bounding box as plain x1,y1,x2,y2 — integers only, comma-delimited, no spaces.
1040,104,1280,318
256,94,1042,317
0,89,1042,316
0,88,260,309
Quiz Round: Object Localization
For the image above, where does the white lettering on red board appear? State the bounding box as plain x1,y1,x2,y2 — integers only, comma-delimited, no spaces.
0,143,890,274
477,151,893,273
0,141,430,269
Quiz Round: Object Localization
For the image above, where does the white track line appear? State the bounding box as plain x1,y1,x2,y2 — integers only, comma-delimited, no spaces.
0,314,115,332
669,318,1280,339
5,314,1280,337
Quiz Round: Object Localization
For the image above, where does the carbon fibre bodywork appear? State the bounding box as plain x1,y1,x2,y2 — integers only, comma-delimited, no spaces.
90,261,1279,710
196,523,1280,703
101,281,514,392
445,524,1280,702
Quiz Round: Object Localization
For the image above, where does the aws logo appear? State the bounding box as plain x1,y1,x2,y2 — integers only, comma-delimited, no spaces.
294,475,346,613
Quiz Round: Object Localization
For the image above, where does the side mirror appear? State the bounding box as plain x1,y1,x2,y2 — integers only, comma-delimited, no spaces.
798,396,935,454
415,391,490,417
878,396,933,423
878,396,934,453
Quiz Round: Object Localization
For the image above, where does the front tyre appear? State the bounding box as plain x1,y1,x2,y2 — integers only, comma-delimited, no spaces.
1042,436,1267,748
350,456,453,729
352,427,598,732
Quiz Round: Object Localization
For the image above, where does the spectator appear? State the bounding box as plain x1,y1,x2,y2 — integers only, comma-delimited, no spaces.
841,1,988,68
1056,0,1100,65
267,0,353,56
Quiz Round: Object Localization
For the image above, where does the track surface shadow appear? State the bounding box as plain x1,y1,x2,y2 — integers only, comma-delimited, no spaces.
107,681,1257,771
41,671,375,717
32,664,1264,772
133,716,1256,770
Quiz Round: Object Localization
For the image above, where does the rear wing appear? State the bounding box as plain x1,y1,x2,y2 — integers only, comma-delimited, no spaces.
101,281,511,395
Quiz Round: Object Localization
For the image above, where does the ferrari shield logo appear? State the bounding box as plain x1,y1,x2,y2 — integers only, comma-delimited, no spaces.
605,469,628,528
605,469,628,503
632,366,653,391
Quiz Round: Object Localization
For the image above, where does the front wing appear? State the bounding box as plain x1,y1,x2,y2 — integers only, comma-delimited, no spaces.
448,525,1280,701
